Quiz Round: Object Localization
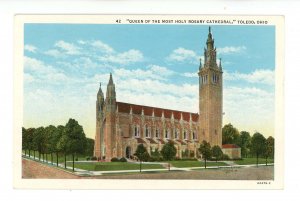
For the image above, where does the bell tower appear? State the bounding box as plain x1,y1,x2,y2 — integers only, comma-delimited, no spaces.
198,27,223,147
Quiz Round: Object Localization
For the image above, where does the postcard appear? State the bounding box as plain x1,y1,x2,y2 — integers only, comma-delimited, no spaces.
14,14,284,189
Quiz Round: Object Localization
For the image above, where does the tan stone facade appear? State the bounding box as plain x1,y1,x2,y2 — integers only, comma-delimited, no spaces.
94,27,223,161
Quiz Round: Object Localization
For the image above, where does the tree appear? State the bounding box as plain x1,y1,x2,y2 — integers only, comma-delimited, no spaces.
85,138,95,156
251,132,267,167
199,140,212,169
22,127,28,156
32,127,45,161
56,134,70,169
222,123,240,145
237,131,251,158
211,145,223,163
63,118,87,171
161,142,177,171
265,136,274,166
134,144,150,172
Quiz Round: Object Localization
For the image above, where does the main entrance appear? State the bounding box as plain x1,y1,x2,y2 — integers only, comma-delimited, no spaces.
125,146,131,158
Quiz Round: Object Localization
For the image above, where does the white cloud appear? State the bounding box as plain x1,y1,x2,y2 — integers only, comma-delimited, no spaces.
77,40,114,54
217,46,246,54
98,49,144,64
24,56,68,84
167,47,199,63
55,40,80,55
224,69,274,85
183,72,198,78
44,49,64,58
223,86,274,136
90,40,114,53
24,44,37,53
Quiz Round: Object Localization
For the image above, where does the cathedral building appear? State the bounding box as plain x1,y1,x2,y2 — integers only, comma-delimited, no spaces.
94,27,223,160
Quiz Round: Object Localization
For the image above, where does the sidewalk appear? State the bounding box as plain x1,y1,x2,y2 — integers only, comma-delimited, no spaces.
22,154,274,177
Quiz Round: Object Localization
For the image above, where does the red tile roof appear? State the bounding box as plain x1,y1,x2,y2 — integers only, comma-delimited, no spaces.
117,102,199,122
222,144,240,149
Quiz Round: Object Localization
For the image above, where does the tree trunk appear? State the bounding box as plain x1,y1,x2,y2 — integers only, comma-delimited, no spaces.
205,158,207,169
42,153,44,162
266,156,268,166
56,152,59,167
33,150,35,160
51,153,53,165
39,151,41,161
256,153,259,167
24,149,26,157
29,150,31,158
64,153,67,169
46,153,48,163
140,160,142,172
72,154,75,172
168,162,170,171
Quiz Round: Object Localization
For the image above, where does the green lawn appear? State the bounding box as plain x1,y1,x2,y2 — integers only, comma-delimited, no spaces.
66,162,165,171
170,160,228,168
234,158,274,165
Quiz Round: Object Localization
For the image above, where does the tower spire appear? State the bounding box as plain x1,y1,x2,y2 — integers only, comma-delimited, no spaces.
108,72,114,85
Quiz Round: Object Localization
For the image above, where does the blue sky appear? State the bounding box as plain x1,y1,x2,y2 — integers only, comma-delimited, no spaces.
23,24,275,139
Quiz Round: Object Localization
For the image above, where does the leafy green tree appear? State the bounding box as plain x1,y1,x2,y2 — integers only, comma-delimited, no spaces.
85,138,95,156
199,140,212,169
265,136,274,166
22,127,28,156
32,127,45,161
56,134,70,169
64,118,87,171
237,131,251,158
161,142,177,171
211,145,223,163
251,132,267,167
134,144,150,172
222,123,240,145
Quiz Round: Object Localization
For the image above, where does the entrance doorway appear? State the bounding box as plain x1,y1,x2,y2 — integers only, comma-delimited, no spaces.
125,146,131,158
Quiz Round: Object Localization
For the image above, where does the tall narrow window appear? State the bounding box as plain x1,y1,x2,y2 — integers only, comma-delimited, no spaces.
145,126,151,138
155,128,159,138
165,129,170,139
134,125,140,137
175,129,179,139
184,130,187,140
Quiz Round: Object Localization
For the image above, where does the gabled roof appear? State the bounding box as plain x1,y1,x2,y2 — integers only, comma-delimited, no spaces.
222,144,240,149
117,101,199,122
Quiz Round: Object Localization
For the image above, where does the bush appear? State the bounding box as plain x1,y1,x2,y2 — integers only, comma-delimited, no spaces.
86,157,90,161
119,157,127,162
222,154,230,160
91,156,97,161
111,157,119,162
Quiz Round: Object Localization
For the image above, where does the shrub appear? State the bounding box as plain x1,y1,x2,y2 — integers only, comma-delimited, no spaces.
119,157,127,162
86,157,90,161
222,154,230,160
91,156,97,161
111,157,119,162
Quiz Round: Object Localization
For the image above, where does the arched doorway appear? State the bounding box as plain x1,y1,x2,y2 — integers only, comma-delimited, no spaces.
125,146,131,158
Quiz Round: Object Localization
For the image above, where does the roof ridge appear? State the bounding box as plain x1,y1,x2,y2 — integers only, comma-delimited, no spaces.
116,101,199,115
